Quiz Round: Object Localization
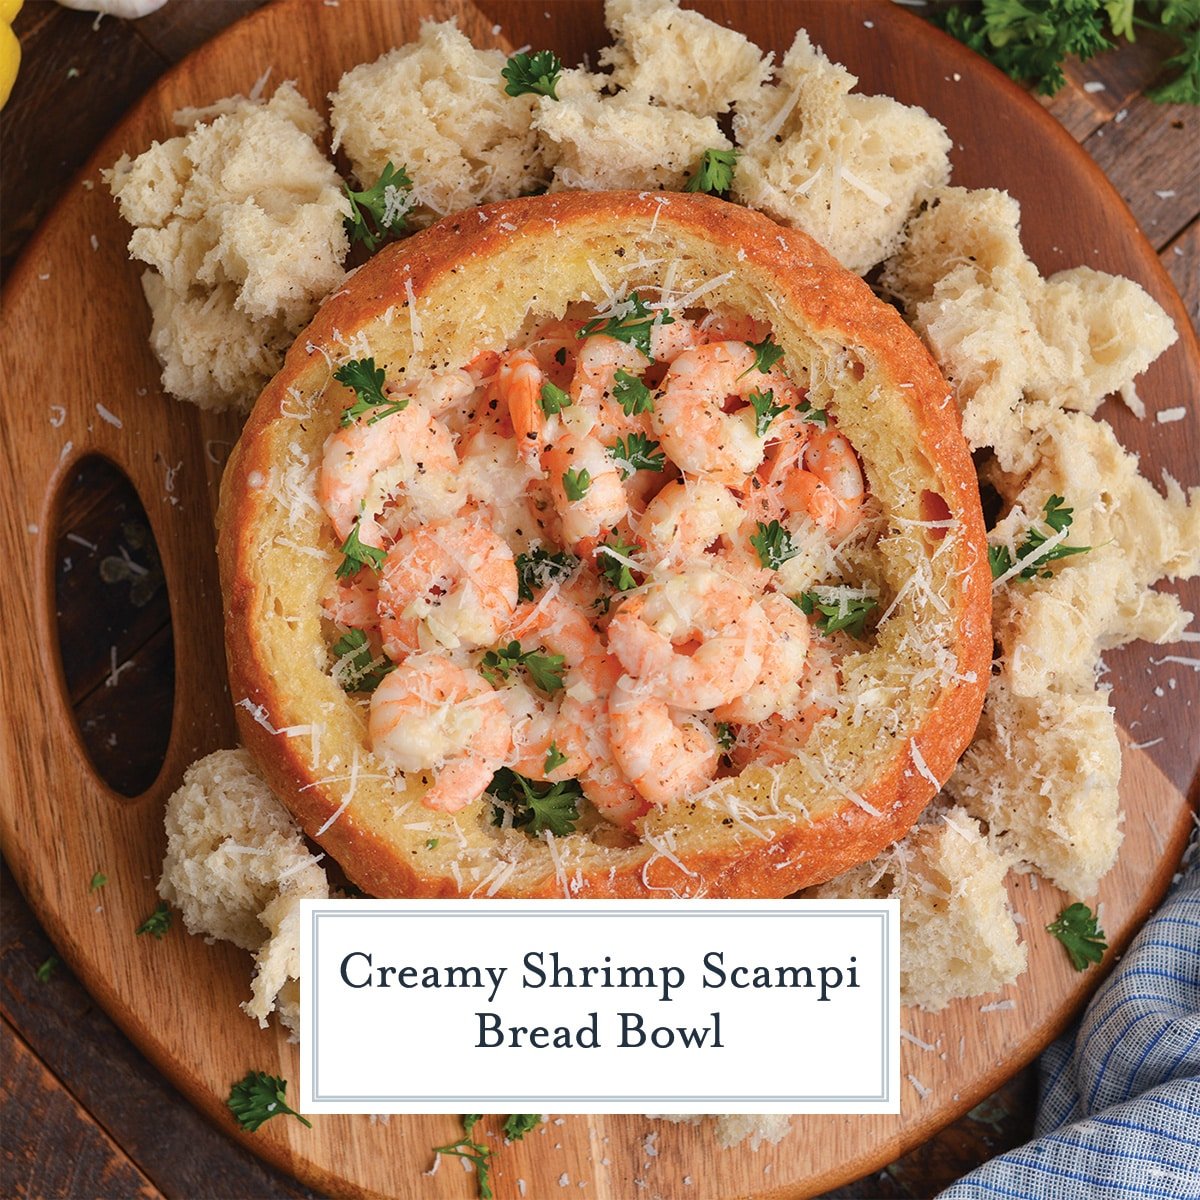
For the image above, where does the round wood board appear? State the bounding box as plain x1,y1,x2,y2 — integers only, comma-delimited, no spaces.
1,1,1196,1197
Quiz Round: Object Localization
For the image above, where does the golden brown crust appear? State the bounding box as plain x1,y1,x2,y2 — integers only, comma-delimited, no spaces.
218,190,991,899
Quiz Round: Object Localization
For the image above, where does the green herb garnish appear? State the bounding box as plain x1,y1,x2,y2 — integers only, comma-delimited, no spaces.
336,357,407,426
543,742,569,774
578,292,673,359
227,1071,312,1133
796,398,828,427
514,547,578,601
502,49,563,99
539,380,572,415
610,432,666,478
1046,902,1108,971
749,519,798,571
35,956,60,983
562,467,592,502
331,628,395,693
488,770,582,838
503,1114,543,1141
683,147,738,195
89,871,107,892
336,519,387,580
612,369,654,416
343,162,413,252
797,591,879,638
135,901,172,940
715,722,736,752
743,333,784,377
596,532,641,592
480,641,566,693
989,494,1092,581
748,388,786,437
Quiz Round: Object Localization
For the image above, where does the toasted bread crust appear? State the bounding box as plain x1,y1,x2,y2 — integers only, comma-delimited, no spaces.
219,190,990,899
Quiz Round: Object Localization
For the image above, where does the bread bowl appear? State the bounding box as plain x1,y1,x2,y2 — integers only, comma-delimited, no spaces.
217,189,991,899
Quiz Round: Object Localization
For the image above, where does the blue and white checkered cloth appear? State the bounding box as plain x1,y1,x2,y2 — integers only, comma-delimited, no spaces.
940,838,1200,1199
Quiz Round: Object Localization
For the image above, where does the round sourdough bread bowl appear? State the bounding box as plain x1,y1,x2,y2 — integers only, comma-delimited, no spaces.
217,190,991,899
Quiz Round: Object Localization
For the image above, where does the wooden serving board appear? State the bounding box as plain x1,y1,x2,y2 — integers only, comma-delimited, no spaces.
1,2,1196,1197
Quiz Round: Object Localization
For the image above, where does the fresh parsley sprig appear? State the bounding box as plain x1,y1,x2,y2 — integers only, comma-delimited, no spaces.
596,532,641,593
797,591,879,638
562,467,592,502
335,357,407,426
481,641,566,693
336,519,387,580
683,147,738,195
578,292,673,359
743,333,784,377
748,388,787,436
543,743,569,774
503,1114,543,1141
89,871,107,892
514,547,578,601
488,769,582,837
795,398,828,427
502,49,563,99
228,1071,313,1133
343,161,413,252
612,369,654,415
331,628,395,693
136,901,172,940
434,1115,494,1199
1046,902,1108,971
715,722,736,752
35,956,59,983
989,494,1092,581
750,519,798,571
610,432,666,478
539,380,572,415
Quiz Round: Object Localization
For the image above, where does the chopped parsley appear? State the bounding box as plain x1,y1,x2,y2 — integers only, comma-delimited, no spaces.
748,388,786,437
1046,902,1108,971
596,532,641,592
795,398,828,427
514,547,578,601
331,628,395,693
539,380,572,415
543,742,569,774
562,467,592,502
335,357,407,426
480,640,566,693
426,838,439,850
989,494,1092,581
610,432,666,478
749,519,799,571
89,871,107,892
488,769,582,838
612,368,654,416
135,901,172,940
336,519,387,580
578,292,673,359
343,161,413,252
797,591,879,638
683,147,738,195
502,49,563,99
227,1071,312,1133
503,1114,543,1141
35,956,60,983
714,722,736,752
434,1115,493,1199
743,333,784,377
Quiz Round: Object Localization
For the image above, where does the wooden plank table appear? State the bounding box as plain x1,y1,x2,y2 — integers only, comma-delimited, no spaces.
1,2,1195,1197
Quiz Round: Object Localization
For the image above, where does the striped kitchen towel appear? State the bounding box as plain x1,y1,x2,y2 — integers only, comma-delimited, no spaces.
939,834,1200,1199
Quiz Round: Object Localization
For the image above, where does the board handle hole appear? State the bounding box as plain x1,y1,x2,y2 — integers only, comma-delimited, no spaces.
53,456,175,798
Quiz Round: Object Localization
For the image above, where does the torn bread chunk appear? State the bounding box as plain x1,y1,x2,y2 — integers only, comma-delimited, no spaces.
158,748,329,1031
329,19,544,220
731,30,950,274
880,186,1178,449
534,68,731,192
599,0,772,116
809,809,1026,1011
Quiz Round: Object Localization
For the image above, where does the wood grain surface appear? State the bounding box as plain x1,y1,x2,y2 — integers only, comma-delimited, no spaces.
1,2,1196,1198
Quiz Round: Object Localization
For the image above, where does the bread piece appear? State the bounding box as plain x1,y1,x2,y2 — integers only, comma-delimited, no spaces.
731,31,950,274
599,0,772,116
652,1113,792,1150
809,808,1026,1010
329,19,544,220
218,191,990,899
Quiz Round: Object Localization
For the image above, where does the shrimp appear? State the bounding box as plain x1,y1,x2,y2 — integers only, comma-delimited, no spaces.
608,675,719,805
570,334,650,410
795,428,866,536
638,478,743,569
606,568,768,710
498,349,551,467
499,681,590,783
713,593,811,725
319,401,460,547
698,309,772,344
377,516,518,658
651,341,798,485
322,574,379,630
508,594,615,695
369,654,511,812
543,432,630,548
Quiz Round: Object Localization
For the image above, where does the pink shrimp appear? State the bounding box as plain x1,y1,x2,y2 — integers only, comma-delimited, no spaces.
322,575,379,631
543,432,630,548
637,478,743,570
713,593,811,725
369,654,512,812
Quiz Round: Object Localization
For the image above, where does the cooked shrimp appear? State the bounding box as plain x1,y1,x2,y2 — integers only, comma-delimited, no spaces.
608,675,719,805
369,654,511,812
606,568,768,709
378,516,518,658
320,401,460,546
652,341,795,485
543,432,630,548
498,349,552,467
714,593,811,725
322,575,379,630
698,309,772,344
570,334,650,410
638,478,743,569
795,428,866,535
499,681,590,783
560,692,651,828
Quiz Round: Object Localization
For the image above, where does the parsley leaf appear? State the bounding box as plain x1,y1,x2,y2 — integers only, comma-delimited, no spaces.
715,722,736,752
596,532,641,592
990,494,1092,581
331,628,395,693
343,162,413,252
335,357,407,426
612,369,654,415
578,293,673,359
503,1114,543,1141
488,768,582,837
562,467,592,502
227,1071,312,1133
744,334,784,377
748,388,786,437
750,519,798,571
136,901,172,940
610,432,666,478
435,1115,494,1199
35,956,59,983
1046,902,1108,971
502,49,563,99
539,380,572,415
336,520,387,580
795,398,828,427
89,871,107,892
480,641,566,693
543,742,568,774
426,837,439,849
514,547,578,602
683,147,738,195
797,591,879,638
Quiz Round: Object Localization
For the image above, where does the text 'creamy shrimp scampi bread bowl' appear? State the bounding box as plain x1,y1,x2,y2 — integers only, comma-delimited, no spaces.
218,190,991,899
